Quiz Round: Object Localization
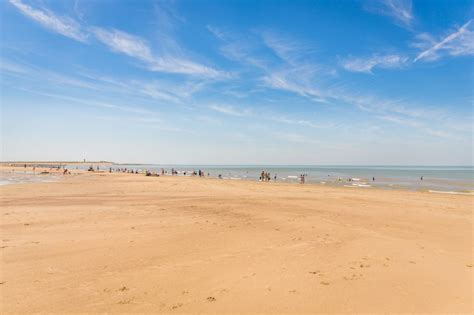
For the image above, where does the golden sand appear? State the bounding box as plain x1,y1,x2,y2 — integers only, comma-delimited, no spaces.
0,167,472,313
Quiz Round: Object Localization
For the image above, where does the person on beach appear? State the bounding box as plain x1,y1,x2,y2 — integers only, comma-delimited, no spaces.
261,171,265,182
300,174,305,184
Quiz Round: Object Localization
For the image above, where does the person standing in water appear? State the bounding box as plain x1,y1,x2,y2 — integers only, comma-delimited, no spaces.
300,174,305,184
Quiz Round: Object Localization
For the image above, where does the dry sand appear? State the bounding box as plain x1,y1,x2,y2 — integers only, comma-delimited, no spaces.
1,167,472,313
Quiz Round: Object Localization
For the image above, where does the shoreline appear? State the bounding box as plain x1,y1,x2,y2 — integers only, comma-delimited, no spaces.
1,165,473,195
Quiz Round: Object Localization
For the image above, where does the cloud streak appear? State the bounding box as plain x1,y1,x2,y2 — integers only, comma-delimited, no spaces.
414,19,474,62
9,0,87,42
261,30,315,65
208,104,252,117
91,27,227,77
341,54,408,73
364,0,413,26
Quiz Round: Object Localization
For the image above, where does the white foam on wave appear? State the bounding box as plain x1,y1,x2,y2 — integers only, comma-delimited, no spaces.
344,183,371,188
428,190,474,195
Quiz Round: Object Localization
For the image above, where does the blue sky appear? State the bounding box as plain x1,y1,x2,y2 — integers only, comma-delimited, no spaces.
1,0,472,165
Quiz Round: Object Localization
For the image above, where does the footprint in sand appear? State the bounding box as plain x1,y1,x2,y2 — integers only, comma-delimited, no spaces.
320,281,330,285
171,303,183,309
309,270,320,275
466,264,473,268
206,296,216,302
343,273,363,281
288,290,297,293
119,286,129,291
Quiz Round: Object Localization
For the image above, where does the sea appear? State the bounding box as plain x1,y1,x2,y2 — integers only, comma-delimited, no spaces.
2,165,473,194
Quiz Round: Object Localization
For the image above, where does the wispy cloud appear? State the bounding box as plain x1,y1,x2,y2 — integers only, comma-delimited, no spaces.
207,25,228,41
341,54,408,73
208,104,252,117
414,19,474,62
19,89,152,114
214,29,460,140
208,25,269,70
1,58,99,90
268,116,335,129
261,31,316,65
3,58,213,106
0,59,31,74
9,1,227,78
9,0,87,42
364,0,413,27
91,27,227,78
91,28,154,62
262,69,327,103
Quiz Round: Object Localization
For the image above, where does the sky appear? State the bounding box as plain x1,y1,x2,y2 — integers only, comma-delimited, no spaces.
0,0,473,165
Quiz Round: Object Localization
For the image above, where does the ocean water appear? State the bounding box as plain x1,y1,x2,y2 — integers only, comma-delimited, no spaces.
67,164,473,194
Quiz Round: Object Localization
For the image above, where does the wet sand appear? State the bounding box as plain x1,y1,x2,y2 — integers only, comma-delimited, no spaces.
0,167,472,313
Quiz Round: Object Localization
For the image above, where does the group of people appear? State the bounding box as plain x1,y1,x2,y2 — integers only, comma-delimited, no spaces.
260,171,277,182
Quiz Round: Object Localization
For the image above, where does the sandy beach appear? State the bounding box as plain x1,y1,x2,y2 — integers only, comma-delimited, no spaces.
0,167,472,313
